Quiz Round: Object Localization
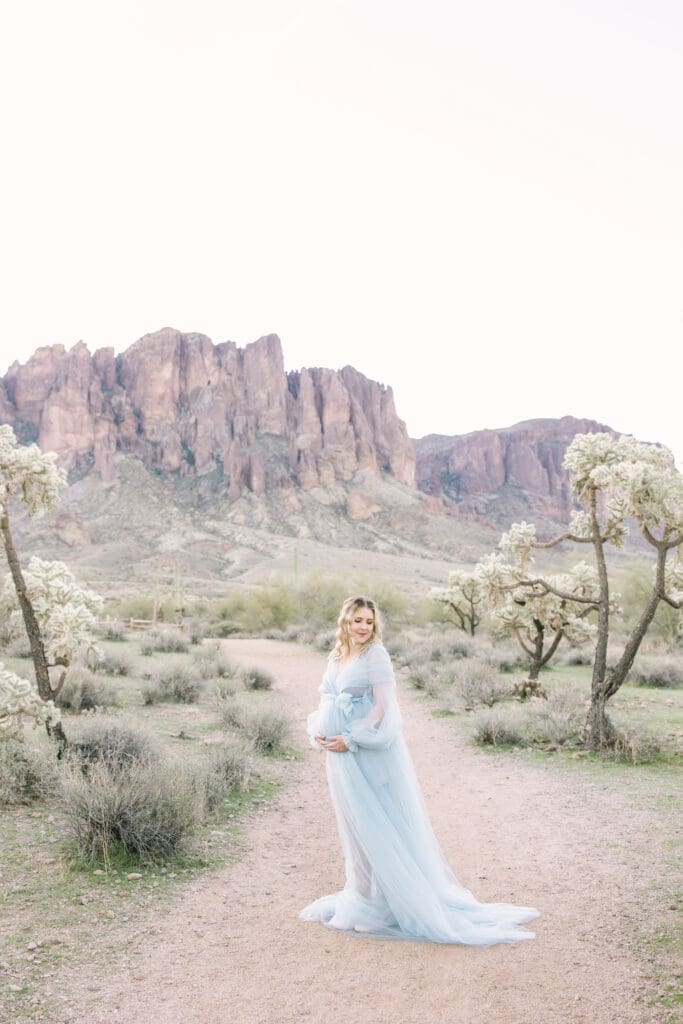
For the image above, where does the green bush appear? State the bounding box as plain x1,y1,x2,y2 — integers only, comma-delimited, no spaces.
61,759,197,864
0,739,56,806
56,667,117,712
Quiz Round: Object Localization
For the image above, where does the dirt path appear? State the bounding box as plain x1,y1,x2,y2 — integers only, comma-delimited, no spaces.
60,640,673,1024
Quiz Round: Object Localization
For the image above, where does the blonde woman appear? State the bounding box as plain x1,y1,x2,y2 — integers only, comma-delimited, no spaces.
300,596,538,944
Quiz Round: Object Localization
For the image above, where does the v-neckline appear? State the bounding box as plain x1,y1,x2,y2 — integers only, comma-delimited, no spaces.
335,655,361,686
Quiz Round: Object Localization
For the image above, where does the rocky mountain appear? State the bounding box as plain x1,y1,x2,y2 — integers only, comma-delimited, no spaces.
414,417,614,527
0,330,624,591
0,328,415,497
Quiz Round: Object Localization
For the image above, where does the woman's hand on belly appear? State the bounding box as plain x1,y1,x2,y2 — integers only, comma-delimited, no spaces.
316,734,349,752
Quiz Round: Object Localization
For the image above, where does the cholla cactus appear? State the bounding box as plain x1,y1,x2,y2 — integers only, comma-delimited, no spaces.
430,569,483,635
0,663,61,738
479,433,683,750
0,424,67,515
0,558,102,675
0,428,93,747
477,551,600,681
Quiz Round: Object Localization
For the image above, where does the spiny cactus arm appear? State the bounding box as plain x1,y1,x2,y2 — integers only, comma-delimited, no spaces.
539,627,564,667
531,532,593,548
512,625,536,659
489,575,600,605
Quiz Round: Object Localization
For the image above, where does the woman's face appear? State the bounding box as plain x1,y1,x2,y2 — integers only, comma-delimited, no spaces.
348,606,375,646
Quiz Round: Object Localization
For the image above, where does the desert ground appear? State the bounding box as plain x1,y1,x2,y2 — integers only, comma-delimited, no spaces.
45,639,679,1024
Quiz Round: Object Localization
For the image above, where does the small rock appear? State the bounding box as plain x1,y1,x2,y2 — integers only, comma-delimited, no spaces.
93,869,106,876
126,873,143,881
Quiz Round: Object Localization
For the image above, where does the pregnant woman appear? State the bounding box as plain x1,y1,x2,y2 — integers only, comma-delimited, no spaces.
300,596,539,945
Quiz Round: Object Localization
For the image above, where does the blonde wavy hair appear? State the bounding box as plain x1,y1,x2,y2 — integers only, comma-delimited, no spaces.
331,596,382,660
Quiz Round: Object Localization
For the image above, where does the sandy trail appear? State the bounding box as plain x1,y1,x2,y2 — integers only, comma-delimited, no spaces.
61,640,671,1024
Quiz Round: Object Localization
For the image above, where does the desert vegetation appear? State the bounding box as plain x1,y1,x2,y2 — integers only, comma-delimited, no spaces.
431,434,683,753
0,626,297,1018
1,427,681,1020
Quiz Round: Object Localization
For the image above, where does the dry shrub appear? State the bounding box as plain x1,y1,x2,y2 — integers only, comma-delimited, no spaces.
219,697,246,730
61,759,197,864
484,643,529,673
384,638,408,662
239,707,291,754
56,667,117,712
186,619,207,645
0,739,56,806
191,645,238,679
240,667,274,691
629,655,683,689
68,721,160,772
608,728,662,764
561,648,593,667
154,665,201,704
141,628,189,654
472,706,526,747
313,629,336,653
406,661,431,690
3,637,32,659
429,637,477,661
211,679,238,703
195,739,253,814
141,680,164,705
452,659,511,708
100,621,126,642
96,651,133,677
525,689,585,745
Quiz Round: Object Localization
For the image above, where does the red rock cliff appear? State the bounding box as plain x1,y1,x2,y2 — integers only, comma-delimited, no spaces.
0,328,416,495
414,417,614,523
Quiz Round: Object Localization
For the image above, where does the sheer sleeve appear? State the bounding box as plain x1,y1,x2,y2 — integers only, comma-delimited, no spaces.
342,644,402,752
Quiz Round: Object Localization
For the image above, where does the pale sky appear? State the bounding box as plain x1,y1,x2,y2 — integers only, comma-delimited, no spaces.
1,0,681,465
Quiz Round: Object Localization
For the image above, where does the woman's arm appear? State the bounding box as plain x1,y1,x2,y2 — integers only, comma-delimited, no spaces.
340,645,402,752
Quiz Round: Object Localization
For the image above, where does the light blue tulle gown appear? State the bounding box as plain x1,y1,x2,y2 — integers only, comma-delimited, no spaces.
300,642,539,945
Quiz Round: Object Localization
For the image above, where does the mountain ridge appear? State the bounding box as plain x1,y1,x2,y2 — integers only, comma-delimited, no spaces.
0,328,623,589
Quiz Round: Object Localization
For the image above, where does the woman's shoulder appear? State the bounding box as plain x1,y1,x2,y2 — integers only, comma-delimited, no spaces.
362,640,391,664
